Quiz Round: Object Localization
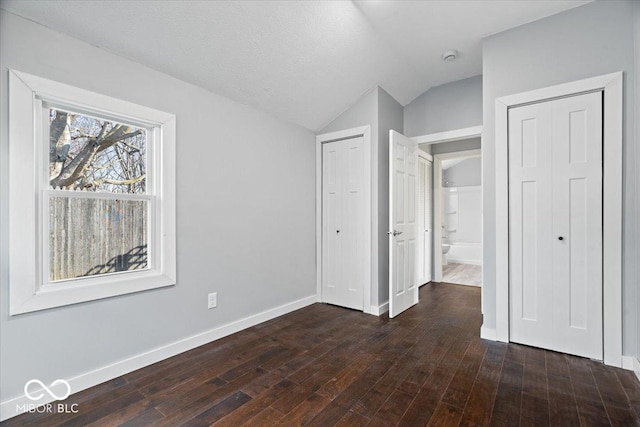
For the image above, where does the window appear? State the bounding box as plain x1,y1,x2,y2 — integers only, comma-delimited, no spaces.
9,70,176,314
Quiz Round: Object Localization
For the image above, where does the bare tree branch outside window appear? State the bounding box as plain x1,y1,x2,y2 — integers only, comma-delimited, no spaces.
49,108,147,193
48,108,149,281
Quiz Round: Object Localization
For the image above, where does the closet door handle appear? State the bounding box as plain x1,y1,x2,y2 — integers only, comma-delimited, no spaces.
558,236,564,241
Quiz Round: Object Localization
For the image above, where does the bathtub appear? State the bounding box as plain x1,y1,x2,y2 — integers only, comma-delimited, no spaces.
445,241,482,265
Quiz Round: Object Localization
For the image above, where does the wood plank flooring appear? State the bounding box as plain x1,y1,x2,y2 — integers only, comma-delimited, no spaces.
442,263,482,287
3,283,639,426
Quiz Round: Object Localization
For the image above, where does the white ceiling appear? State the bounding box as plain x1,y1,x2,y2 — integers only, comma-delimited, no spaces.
1,0,590,131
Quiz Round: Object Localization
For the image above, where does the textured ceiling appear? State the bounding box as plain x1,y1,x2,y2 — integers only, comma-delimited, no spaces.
1,0,589,131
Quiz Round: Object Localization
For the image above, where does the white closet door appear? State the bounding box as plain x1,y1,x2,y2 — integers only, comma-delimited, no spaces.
389,130,418,318
508,91,603,359
418,156,433,285
322,136,364,311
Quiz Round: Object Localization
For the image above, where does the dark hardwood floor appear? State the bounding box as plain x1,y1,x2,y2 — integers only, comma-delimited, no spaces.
4,283,640,426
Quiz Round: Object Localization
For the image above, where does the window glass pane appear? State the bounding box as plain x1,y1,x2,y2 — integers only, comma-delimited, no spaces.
49,196,148,282
49,108,147,194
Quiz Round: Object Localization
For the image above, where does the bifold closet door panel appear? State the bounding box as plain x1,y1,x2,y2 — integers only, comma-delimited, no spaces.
550,91,603,360
321,136,365,311
340,136,365,310
322,140,343,306
508,102,555,350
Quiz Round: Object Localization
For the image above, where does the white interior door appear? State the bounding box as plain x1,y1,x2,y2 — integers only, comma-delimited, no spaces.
322,136,365,311
418,155,433,285
389,130,418,318
508,91,603,360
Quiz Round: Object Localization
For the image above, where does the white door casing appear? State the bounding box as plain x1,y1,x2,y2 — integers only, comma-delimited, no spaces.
389,130,419,318
494,72,622,367
508,91,603,360
418,155,433,285
322,136,365,311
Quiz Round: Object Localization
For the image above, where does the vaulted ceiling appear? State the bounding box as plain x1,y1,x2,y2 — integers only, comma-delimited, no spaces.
2,0,589,131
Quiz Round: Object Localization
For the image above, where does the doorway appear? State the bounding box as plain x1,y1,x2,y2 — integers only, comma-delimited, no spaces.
433,147,482,288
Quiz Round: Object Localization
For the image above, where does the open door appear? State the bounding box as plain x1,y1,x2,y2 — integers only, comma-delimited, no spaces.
389,130,419,318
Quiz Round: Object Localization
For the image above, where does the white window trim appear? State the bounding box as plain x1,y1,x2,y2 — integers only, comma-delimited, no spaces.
8,69,176,315
494,72,623,367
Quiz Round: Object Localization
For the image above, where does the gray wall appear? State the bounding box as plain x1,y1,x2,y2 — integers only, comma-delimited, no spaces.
319,87,378,135
482,0,637,354
0,11,316,402
377,87,404,305
444,157,481,188
404,75,482,137
635,0,640,361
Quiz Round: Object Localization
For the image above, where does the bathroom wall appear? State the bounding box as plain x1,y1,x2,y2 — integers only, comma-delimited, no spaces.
444,157,481,188
443,186,482,265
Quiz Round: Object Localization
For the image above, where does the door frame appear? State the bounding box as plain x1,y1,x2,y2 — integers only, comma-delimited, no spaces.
433,149,482,284
412,127,484,283
417,150,433,286
316,126,372,314
494,72,623,367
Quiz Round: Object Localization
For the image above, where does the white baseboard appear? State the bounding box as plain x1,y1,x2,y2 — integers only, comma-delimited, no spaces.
444,282,481,288
622,355,640,382
446,257,482,266
0,294,317,422
633,357,640,382
370,301,389,316
480,324,497,341
622,355,635,370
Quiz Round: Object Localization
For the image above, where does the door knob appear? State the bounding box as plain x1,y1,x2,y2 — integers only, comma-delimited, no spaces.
387,230,403,236
336,230,340,234
558,236,564,241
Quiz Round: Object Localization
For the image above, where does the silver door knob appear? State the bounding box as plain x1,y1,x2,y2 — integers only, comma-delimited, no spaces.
387,230,403,236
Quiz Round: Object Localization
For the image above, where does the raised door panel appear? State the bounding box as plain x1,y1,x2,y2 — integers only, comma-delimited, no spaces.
322,141,342,304
508,103,554,349
342,137,365,308
551,92,603,359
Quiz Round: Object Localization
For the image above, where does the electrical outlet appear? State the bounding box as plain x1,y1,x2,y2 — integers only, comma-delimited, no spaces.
207,292,217,309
